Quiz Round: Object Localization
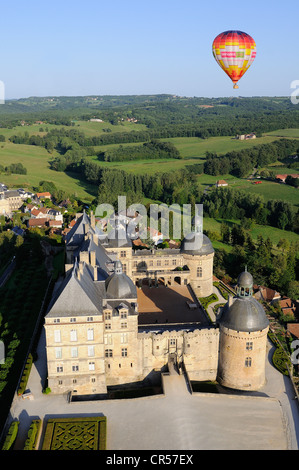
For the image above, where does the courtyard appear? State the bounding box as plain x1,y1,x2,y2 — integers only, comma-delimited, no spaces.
137,284,209,326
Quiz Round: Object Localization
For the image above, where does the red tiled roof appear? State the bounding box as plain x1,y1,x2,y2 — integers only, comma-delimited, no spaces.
37,192,51,198
28,218,49,227
287,324,299,338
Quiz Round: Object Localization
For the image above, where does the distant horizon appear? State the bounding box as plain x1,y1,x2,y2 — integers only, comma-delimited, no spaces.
4,93,292,101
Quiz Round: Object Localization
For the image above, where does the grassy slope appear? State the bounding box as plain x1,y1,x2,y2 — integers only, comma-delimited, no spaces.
0,123,298,207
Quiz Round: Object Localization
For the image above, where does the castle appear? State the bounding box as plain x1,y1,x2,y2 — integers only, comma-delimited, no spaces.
44,211,269,396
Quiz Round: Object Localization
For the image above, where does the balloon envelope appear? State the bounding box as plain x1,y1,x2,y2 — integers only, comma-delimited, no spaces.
212,30,256,88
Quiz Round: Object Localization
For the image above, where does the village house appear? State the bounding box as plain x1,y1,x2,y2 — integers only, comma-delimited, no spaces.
253,285,281,304
275,174,299,183
216,180,228,187
36,192,51,200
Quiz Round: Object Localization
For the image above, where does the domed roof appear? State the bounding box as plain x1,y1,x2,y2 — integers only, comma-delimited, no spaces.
105,260,137,299
219,296,269,332
180,232,214,256
219,270,269,332
237,270,254,288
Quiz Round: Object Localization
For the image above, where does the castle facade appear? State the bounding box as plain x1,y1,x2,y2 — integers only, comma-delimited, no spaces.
44,212,269,396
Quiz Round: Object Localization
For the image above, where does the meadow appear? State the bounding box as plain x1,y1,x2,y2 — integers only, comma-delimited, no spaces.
203,217,299,247
0,121,298,207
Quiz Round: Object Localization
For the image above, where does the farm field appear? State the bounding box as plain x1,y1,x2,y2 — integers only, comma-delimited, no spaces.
227,178,299,208
203,217,299,247
0,142,97,201
265,128,299,138
0,125,298,205
88,133,288,174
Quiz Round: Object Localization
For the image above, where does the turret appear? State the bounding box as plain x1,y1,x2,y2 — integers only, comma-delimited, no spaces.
217,269,269,391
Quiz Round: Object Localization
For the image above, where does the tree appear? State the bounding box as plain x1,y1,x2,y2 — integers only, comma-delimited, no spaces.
277,212,288,231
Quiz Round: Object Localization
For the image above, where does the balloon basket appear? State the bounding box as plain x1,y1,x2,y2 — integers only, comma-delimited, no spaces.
233,84,239,89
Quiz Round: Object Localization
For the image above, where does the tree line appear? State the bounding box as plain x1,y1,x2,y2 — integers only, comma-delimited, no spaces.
203,139,299,177
98,140,181,162
202,187,299,232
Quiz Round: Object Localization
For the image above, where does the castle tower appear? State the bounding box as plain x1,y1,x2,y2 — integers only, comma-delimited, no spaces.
180,228,214,297
217,270,269,391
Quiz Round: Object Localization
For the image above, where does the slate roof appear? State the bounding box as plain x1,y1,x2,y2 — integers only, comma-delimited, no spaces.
46,262,106,318
65,211,90,247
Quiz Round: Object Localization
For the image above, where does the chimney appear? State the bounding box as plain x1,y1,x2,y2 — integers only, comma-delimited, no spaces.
89,250,96,266
90,210,95,229
76,261,84,280
93,265,98,282
228,294,233,307
92,233,98,246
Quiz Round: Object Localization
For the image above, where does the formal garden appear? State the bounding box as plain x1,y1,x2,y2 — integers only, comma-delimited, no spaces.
2,416,107,450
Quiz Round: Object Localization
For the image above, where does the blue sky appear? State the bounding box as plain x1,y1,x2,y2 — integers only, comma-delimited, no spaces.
1,0,298,99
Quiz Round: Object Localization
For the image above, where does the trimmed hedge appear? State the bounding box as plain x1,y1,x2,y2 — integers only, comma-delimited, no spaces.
268,330,291,376
17,353,33,396
1,420,19,450
24,419,42,450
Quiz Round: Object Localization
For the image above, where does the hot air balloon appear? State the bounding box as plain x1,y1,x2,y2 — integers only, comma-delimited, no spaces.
212,30,256,89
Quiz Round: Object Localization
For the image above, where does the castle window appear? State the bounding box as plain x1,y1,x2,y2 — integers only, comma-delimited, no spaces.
245,357,252,367
72,365,79,372
70,330,77,342
73,379,77,384
54,330,61,343
89,362,95,371
105,349,113,357
71,347,78,358
123,264,127,273
120,251,126,258
121,311,127,319
91,378,96,383
121,348,128,357
87,317,93,322
70,318,76,322
105,312,111,320
58,380,63,385
197,266,202,278
246,342,253,351
172,259,177,266
105,323,111,330
121,322,127,329
55,347,62,359
120,333,128,344
170,339,176,346
54,318,60,323
57,366,63,373
87,328,94,340
104,334,112,345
